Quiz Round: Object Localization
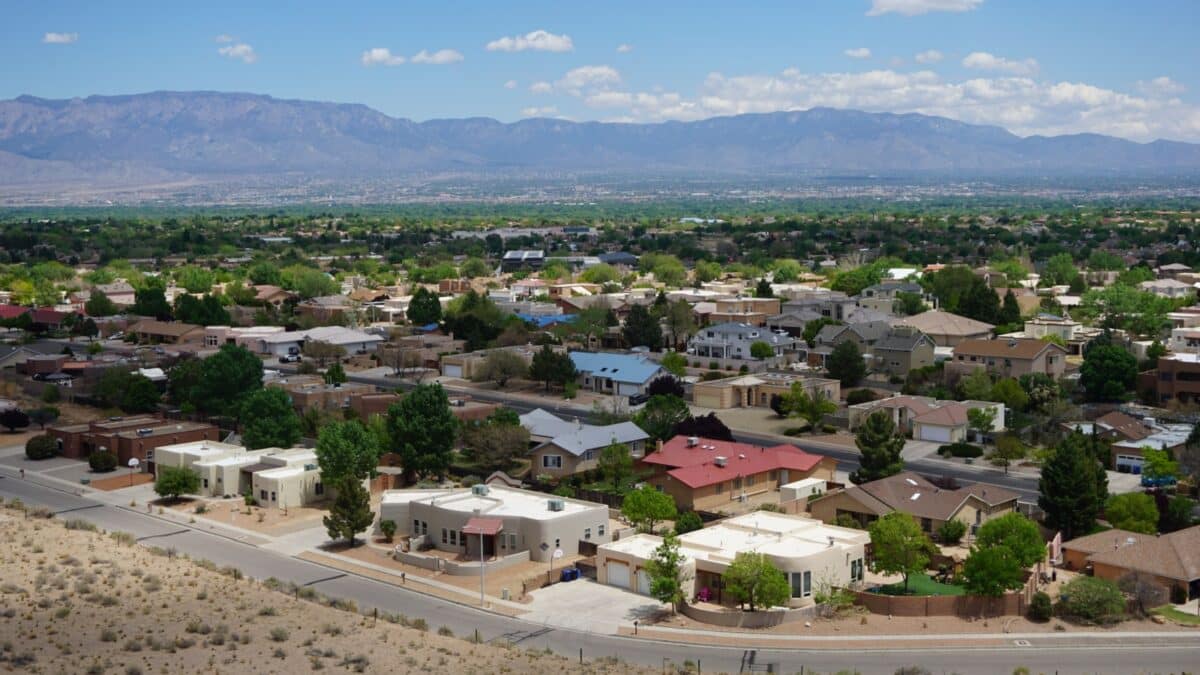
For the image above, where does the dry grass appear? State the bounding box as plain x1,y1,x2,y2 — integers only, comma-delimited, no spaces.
0,508,649,674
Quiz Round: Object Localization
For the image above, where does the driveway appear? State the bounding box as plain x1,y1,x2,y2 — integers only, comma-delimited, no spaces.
901,440,941,461
524,579,668,633
1106,470,1145,495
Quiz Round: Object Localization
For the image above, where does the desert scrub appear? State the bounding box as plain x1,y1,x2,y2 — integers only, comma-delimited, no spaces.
99,629,118,642
258,606,278,616
269,627,289,643
63,519,97,532
109,531,135,546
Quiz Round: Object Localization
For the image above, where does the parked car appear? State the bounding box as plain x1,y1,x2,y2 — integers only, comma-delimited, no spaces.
1141,474,1177,488
279,354,302,364
628,392,650,406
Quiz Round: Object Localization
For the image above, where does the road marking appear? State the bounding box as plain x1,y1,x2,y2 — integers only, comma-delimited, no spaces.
302,573,347,587
494,626,554,645
53,503,104,515
136,529,190,542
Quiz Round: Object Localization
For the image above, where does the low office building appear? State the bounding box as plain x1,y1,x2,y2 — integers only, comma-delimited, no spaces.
153,440,245,475
1061,526,1199,600
270,379,375,413
48,416,221,468
691,372,840,410
808,472,1019,538
128,319,205,345
378,485,609,562
597,512,868,607
641,436,836,512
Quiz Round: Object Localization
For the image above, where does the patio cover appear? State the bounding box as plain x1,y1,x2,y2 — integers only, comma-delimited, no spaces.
462,517,504,536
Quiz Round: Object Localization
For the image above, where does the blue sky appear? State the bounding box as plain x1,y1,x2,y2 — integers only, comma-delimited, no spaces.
5,0,1200,141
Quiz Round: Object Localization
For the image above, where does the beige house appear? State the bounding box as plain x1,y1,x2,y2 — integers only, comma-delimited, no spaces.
248,448,328,509
871,325,936,378
692,372,840,410
128,319,204,345
808,472,1019,539
1061,526,1200,600
597,512,868,607
945,338,1068,382
440,344,546,380
707,297,782,326
895,310,994,347
528,420,650,478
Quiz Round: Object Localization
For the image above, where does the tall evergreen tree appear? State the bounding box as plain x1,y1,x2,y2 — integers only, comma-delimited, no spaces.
622,304,662,351
755,278,774,298
323,476,374,546
826,340,867,387
1000,289,1022,325
958,277,1000,324
1038,431,1106,540
406,286,442,326
386,383,460,481
850,411,905,484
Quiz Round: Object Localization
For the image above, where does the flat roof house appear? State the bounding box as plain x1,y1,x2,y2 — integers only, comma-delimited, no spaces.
254,326,385,357
248,448,327,509
808,471,1019,539
1061,526,1200,600
569,351,664,397
378,484,609,562
597,512,868,607
501,250,545,272
128,319,205,345
642,435,836,512
691,372,840,410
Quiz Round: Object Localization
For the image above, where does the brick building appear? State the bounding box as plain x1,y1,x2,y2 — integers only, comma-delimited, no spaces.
47,415,220,469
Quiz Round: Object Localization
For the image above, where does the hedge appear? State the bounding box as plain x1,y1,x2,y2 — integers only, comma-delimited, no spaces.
940,442,984,458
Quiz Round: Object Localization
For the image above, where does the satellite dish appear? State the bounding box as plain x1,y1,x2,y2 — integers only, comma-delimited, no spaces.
553,548,564,560
127,458,140,469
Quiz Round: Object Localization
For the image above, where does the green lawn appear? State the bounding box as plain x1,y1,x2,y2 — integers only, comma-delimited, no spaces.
1152,605,1200,626
876,574,966,597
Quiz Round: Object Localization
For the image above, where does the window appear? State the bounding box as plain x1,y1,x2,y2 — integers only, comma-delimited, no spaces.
598,524,606,537
803,571,811,597
421,521,428,536
441,528,448,544
584,527,591,540
746,474,756,487
315,482,324,496
202,479,208,489
769,471,777,482
507,533,517,549
715,481,724,494
584,450,595,461
413,519,420,535
921,517,932,532
733,477,743,490
542,455,563,469
851,558,864,582
459,531,464,546
449,530,457,546
270,491,276,502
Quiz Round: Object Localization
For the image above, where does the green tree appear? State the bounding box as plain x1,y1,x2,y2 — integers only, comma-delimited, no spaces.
27,407,59,430
193,344,263,415
722,552,791,611
1080,344,1137,402
472,350,528,387
1056,576,1126,623
784,383,837,434
88,449,117,473
662,300,696,350
749,341,774,360
315,420,382,485
990,378,1029,411
895,292,928,316
1000,290,1022,326
993,434,1027,475
622,304,662,351
936,518,967,545
1039,431,1107,540
302,340,346,367
693,261,722,284
323,476,374,546
621,485,677,533
645,532,688,613
41,384,60,404
167,357,203,405
826,340,866,387
802,317,841,348
961,546,1025,598
1042,253,1080,287
323,361,348,385
633,394,690,443
755,278,774,298
1104,493,1158,534
579,262,620,284
283,266,338,299
598,441,634,491
967,406,997,444
154,466,200,502
674,511,704,535
387,383,459,481
1140,447,1178,482
84,289,118,317
868,512,933,594
975,513,1045,567
958,368,994,401
25,434,56,460
957,276,1001,324
175,266,215,293
1160,495,1195,532
240,388,302,450
660,351,687,377
850,411,905,484
459,257,491,279
406,287,442,326
529,345,577,391
249,261,283,286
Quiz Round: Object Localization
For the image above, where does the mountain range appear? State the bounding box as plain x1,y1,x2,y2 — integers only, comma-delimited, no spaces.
2,91,1199,190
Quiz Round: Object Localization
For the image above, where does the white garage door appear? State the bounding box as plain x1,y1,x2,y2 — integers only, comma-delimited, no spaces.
606,561,630,589
443,364,463,378
918,424,953,443
1116,454,1144,472
617,382,641,397
636,569,651,595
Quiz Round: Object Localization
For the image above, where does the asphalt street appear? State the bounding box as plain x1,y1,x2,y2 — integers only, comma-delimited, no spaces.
2,473,1196,674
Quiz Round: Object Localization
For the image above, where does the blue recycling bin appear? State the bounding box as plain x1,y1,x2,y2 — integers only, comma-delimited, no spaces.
560,567,579,582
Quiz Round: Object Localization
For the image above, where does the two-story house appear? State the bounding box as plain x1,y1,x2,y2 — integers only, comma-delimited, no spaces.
945,338,1068,382
688,322,801,361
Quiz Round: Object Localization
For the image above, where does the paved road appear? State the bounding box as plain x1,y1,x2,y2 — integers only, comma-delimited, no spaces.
2,473,1196,674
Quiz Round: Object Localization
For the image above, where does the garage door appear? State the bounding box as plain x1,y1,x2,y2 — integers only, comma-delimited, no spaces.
636,569,651,595
606,561,630,589
1116,454,1144,473
443,364,463,378
918,424,952,443
617,382,640,397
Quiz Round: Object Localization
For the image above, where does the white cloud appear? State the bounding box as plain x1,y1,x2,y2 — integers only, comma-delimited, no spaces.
521,105,559,117
914,49,943,64
361,48,404,66
486,30,573,53
845,47,872,59
962,51,1038,76
1137,76,1185,97
410,49,464,65
529,81,553,94
214,34,234,44
616,43,634,53
549,64,1200,142
867,0,983,16
504,80,518,90
218,43,258,64
556,65,621,95
42,32,78,44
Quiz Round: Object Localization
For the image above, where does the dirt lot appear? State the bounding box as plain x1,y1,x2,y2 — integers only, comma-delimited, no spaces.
0,506,648,674
165,496,338,536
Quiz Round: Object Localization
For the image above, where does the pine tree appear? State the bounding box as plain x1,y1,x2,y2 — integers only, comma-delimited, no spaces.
826,341,866,387
755,278,774,298
850,410,905,484
323,476,374,546
1038,431,1105,540
622,304,662,351
1000,289,1021,325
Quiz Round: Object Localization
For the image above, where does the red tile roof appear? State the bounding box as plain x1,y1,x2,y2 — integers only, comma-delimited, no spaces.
31,308,67,324
645,435,829,489
0,305,29,320
462,517,504,536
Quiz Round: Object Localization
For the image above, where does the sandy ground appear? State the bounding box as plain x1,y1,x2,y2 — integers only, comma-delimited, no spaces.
166,497,340,537
0,506,649,674
89,472,154,491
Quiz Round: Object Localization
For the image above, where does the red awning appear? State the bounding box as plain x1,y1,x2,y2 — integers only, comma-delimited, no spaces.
462,517,504,536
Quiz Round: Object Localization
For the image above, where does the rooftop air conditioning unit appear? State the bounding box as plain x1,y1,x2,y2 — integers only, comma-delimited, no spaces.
471,484,489,496
714,456,728,467
687,436,699,447
547,498,565,512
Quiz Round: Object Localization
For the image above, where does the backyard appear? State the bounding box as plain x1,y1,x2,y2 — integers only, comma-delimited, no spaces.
874,573,965,596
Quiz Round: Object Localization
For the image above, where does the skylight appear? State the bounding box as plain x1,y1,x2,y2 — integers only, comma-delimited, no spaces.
910,493,921,500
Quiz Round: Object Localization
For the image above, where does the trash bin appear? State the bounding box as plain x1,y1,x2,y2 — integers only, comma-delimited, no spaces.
79,478,90,485
560,568,579,582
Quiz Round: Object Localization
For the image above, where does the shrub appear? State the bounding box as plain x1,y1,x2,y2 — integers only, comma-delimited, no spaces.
88,449,117,473
1056,576,1126,624
846,388,878,405
269,628,289,643
25,435,57,460
936,519,967,545
674,511,704,535
379,519,397,542
942,442,984,458
708,361,719,370
100,629,118,642
1028,591,1053,622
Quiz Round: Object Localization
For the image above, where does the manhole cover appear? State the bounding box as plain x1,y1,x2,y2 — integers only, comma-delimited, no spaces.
1013,639,1032,647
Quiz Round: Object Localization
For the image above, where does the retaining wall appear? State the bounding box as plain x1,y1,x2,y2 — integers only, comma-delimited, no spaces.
680,602,818,628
